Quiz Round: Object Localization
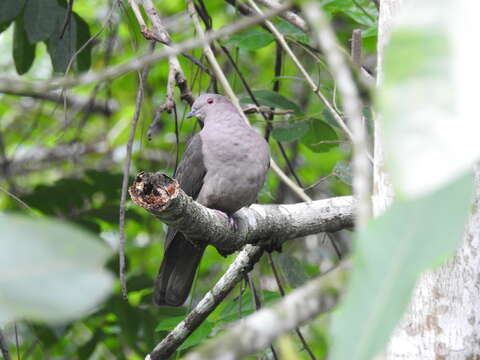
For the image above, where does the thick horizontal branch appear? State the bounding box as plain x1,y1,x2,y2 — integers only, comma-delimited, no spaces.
147,244,263,360
186,263,347,360
129,172,354,254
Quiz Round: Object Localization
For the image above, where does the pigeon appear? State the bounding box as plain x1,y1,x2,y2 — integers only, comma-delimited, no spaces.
154,93,270,306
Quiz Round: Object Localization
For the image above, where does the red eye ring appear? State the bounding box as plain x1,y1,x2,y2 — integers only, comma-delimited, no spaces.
207,98,214,104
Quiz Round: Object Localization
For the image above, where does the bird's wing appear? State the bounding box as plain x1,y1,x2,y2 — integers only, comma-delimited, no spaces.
165,133,206,250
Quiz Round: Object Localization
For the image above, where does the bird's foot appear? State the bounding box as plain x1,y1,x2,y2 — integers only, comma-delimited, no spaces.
213,209,237,231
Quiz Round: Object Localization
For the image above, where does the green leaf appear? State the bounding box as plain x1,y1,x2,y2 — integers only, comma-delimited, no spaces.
322,0,377,27
155,315,184,332
0,21,12,34
275,253,308,288
333,161,352,185
0,0,26,23
46,6,77,73
273,18,309,43
23,0,61,42
331,172,474,360
225,27,274,50
74,13,92,71
301,118,339,152
271,121,309,142
13,16,36,75
0,214,113,324
178,321,214,351
241,90,302,114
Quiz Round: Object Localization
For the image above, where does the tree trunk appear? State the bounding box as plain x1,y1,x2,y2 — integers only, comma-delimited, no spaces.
376,1,480,358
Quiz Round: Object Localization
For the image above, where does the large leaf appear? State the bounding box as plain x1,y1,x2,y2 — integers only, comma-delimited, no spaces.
13,16,36,75
0,0,26,23
301,117,339,152
271,121,309,142
322,0,377,27
74,13,92,71
224,27,274,50
241,90,302,115
378,0,480,198
23,0,61,42
0,214,114,324
46,6,77,73
330,172,474,360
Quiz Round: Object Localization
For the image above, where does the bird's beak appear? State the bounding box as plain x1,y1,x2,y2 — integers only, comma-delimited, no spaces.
186,108,197,119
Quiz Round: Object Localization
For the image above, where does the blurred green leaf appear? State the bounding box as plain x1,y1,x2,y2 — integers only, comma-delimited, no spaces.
333,161,352,185
301,118,339,152
224,27,274,50
13,16,36,75
0,214,113,324
46,6,77,73
75,13,91,71
241,90,302,114
155,315,184,332
0,21,12,34
23,0,61,42
178,321,214,351
274,18,309,43
322,0,377,27
331,172,474,360
271,121,309,142
275,253,308,288
0,0,26,23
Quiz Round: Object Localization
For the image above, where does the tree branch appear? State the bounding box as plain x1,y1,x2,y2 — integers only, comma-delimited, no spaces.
0,90,118,116
303,3,371,229
0,4,291,93
146,244,264,360
129,172,354,254
186,262,347,360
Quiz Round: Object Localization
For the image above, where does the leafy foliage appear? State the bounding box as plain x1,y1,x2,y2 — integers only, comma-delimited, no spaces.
7,1,474,360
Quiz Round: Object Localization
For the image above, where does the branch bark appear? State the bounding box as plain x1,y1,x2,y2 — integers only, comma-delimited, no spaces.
146,244,264,360
129,172,354,254
186,262,346,360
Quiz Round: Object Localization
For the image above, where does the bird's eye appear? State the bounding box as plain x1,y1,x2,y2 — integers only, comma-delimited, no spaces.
207,98,214,104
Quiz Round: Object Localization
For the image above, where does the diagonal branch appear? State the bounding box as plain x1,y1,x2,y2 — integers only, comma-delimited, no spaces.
146,244,264,360
128,172,354,254
186,262,348,360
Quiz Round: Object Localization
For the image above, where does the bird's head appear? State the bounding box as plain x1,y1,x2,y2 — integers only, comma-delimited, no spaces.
186,94,232,123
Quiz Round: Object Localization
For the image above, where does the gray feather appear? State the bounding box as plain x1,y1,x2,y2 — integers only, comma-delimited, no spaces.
154,94,270,307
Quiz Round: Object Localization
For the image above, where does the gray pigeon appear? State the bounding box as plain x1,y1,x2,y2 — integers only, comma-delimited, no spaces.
154,94,270,306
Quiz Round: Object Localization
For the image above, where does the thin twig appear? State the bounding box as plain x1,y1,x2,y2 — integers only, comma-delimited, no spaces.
59,0,74,39
246,0,359,149
303,3,372,228
147,245,264,360
256,0,308,32
351,29,363,67
246,274,279,360
118,43,155,299
268,253,317,360
0,4,291,93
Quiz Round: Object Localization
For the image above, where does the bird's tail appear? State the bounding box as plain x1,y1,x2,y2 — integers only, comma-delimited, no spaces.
154,232,205,306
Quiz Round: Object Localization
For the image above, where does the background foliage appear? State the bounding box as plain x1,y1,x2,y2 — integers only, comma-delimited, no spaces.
0,0,381,359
